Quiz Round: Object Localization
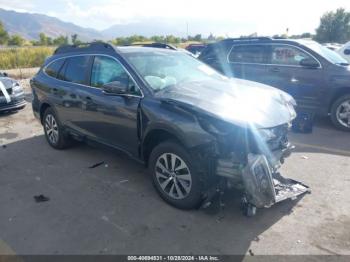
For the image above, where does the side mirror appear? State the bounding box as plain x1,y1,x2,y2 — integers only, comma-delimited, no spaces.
299,58,319,68
344,49,350,55
102,81,128,95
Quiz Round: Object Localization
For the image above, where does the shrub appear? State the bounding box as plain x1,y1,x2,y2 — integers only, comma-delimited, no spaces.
0,46,55,69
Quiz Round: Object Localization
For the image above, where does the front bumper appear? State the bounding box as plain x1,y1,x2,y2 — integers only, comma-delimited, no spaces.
242,153,310,208
0,93,26,112
216,143,310,209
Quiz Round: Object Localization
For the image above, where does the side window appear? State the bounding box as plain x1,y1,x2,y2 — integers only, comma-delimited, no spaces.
91,56,141,96
270,45,316,66
44,59,65,78
228,45,268,64
62,56,90,84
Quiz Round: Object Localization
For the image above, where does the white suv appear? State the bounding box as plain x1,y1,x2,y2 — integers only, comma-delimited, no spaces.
337,41,350,63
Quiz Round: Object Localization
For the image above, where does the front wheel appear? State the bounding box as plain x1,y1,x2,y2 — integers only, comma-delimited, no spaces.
148,141,203,209
331,95,350,132
43,107,73,149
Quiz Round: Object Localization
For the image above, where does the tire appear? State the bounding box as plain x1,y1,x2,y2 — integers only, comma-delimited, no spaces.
330,95,350,132
148,141,203,209
43,107,72,149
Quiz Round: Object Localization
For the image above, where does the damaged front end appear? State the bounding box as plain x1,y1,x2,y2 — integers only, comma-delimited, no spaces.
214,122,310,216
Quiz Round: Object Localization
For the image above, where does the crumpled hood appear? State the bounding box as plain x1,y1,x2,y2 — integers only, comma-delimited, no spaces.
155,78,296,128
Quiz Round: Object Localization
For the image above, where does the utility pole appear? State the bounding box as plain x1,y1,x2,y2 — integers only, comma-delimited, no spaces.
186,22,189,40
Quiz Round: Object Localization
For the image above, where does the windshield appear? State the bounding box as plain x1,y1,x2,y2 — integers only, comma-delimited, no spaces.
124,50,226,91
302,41,349,65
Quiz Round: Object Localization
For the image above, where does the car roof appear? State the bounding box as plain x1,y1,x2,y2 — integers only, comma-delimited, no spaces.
117,46,179,54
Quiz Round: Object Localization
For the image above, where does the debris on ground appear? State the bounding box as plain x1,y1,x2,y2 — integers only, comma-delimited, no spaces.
301,156,309,160
2,144,7,149
34,194,50,203
119,180,129,184
297,240,302,244
89,161,105,169
104,164,109,168
249,249,255,256
292,112,314,133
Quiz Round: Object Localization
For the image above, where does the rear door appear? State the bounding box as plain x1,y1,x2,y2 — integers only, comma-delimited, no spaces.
56,55,93,131
227,44,270,83
264,44,324,111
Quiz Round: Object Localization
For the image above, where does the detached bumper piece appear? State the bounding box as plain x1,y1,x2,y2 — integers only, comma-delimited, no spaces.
242,154,310,214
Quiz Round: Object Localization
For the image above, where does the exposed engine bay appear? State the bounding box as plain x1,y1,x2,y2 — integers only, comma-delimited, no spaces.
211,122,310,216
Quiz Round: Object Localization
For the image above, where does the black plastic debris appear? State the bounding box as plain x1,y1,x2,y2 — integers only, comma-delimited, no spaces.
34,195,50,203
292,112,314,133
2,145,6,149
89,161,105,169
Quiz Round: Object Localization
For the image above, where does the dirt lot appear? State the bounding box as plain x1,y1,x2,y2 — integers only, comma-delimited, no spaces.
0,84,350,256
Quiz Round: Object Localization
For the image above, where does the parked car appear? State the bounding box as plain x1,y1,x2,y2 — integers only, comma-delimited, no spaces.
128,42,195,57
31,42,309,216
199,37,350,131
337,41,350,63
0,72,26,113
322,43,342,51
185,44,207,57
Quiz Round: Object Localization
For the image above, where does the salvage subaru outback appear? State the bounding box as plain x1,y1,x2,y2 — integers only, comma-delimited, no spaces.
31,42,309,216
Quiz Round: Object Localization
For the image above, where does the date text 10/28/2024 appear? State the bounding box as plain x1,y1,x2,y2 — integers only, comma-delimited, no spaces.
127,256,220,261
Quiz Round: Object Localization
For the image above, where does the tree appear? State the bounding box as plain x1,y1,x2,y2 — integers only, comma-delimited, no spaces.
315,8,350,43
207,33,216,42
0,21,9,45
39,33,49,45
71,34,82,45
53,35,68,46
8,34,25,46
194,34,202,42
300,32,312,38
150,35,165,43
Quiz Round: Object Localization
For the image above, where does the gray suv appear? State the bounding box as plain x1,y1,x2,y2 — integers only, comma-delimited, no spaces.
199,37,350,131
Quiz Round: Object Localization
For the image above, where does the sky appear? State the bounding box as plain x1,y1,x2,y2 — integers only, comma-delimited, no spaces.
0,0,349,36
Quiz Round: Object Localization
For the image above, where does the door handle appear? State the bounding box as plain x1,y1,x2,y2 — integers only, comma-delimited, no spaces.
269,67,280,73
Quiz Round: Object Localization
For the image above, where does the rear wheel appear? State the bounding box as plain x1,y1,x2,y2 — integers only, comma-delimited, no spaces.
331,95,350,132
149,141,203,209
43,107,72,149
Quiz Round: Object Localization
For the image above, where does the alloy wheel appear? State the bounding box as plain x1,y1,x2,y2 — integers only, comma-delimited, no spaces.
155,153,192,200
45,114,59,144
336,99,350,128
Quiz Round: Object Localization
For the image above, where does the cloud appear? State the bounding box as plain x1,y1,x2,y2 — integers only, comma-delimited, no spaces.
1,0,350,35
0,0,35,12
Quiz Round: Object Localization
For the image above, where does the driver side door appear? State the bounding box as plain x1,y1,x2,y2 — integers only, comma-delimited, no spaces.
79,55,142,156
263,44,325,112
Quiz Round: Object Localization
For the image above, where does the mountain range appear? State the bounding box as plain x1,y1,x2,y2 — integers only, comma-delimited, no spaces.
0,8,240,41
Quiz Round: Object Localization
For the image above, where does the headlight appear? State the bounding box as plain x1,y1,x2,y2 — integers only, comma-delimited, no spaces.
258,128,277,142
12,82,23,93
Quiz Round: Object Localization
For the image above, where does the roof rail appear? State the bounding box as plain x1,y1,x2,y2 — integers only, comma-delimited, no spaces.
126,42,178,50
54,42,116,55
222,37,272,42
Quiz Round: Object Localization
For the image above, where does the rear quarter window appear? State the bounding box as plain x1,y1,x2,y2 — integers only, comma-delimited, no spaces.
228,45,268,64
44,59,65,78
